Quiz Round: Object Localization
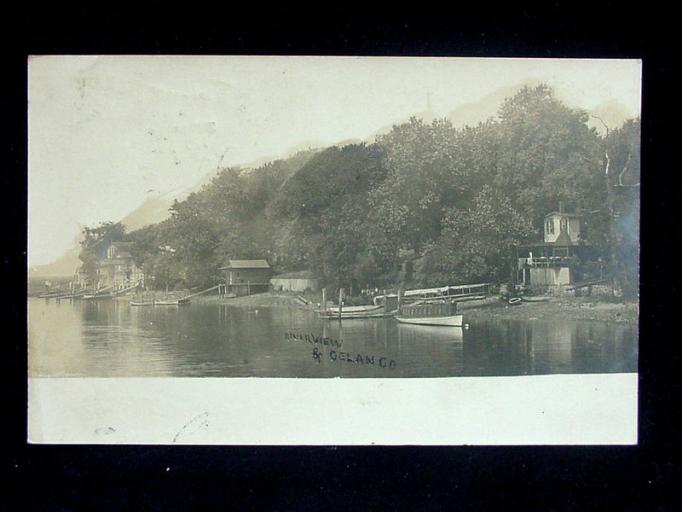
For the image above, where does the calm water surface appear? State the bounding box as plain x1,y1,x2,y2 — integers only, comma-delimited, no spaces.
28,298,638,378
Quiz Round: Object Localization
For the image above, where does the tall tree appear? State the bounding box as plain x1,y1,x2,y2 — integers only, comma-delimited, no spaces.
597,117,641,297
494,85,606,238
370,117,463,253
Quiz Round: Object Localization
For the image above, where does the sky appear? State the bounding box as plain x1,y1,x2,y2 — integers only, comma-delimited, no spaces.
28,56,641,266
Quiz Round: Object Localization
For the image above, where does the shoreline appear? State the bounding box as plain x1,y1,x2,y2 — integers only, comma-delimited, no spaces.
459,296,639,324
191,292,639,324
32,291,638,324
191,293,315,308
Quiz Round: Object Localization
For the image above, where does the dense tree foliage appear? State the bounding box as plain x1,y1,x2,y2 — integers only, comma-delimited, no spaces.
416,185,536,286
87,85,638,297
603,118,641,296
269,144,385,288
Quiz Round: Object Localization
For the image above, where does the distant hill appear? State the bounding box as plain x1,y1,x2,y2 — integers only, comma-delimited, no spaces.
446,83,528,127
446,80,637,133
29,147,324,278
28,231,83,278
120,192,178,232
446,81,637,132
365,82,541,140
121,146,327,230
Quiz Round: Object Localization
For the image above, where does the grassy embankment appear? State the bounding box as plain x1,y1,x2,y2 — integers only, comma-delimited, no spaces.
459,296,638,324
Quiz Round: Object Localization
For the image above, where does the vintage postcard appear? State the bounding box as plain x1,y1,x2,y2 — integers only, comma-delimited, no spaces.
28,56,640,444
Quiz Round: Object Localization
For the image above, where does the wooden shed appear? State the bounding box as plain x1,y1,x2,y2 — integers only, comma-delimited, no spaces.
219,259,273,296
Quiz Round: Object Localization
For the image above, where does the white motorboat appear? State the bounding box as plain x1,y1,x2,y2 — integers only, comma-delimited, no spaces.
394,314,463,327
394,298,463,327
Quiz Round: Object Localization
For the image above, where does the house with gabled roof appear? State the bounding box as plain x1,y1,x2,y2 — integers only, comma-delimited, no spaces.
76,239,144,290
219,259,273,296
514,205,601,290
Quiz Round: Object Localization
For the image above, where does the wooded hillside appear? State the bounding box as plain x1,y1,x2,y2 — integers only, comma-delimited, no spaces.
81,85,640,296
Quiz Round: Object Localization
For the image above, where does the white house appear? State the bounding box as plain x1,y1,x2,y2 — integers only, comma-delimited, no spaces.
270,270,319,292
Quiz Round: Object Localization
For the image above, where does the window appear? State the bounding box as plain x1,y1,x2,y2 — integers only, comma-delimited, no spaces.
560,217,568,232
546,218,555,235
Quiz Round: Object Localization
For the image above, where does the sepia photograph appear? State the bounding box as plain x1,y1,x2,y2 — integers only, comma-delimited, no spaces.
27,56,640,444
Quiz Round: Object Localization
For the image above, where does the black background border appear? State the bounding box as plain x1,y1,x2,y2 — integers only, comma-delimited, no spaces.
3,4,680,510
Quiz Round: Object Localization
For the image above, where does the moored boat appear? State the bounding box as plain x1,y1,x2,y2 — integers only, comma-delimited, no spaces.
395,314,463,327
130,300,155,306
394,299,463,327
155,298,191,306
520,295,550,303
130,297,191,306
318,304,394,319
83,293,114,300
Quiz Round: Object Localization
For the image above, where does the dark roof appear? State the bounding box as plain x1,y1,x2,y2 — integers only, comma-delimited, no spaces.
271,270,317,280
554,231,574,245
219,259,271,270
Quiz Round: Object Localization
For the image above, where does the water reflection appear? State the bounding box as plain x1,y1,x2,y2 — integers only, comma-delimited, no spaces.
28,298,637,378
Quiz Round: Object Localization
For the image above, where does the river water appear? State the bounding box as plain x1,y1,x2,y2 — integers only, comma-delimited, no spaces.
28,298,637,378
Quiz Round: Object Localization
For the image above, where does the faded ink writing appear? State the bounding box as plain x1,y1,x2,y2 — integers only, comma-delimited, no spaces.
311,346,396,369
285,331,343,348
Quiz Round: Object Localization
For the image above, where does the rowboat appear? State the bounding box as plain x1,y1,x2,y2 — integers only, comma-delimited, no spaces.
394,314,463,327
130,300,155,306
155,298,191,306
83,293,114,300
318,304,395,319
521,295,550,303
395,299,463,327
130,298,191,306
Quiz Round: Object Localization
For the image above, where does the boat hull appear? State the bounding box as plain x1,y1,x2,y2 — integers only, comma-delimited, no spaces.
130,299,191,306
323,304,383,314
521,296,550,303
319,309,395,319
318,304,390,319
155,299,191,306
394,314,463,327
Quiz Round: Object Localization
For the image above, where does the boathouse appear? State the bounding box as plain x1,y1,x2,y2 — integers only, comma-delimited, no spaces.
270,270,319,292
219,259,273,296
515,207,599,290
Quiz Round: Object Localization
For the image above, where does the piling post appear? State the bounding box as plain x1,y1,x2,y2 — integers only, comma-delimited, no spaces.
247,281,251,296
397,289,403,315
322,288,327,312
338,288,343,322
